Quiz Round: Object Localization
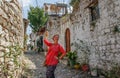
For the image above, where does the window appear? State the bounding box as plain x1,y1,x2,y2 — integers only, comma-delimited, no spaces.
85,0,100,31
89,2,100,21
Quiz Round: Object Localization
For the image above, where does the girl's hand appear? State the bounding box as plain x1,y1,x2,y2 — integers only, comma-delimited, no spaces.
44,31,49,38
43,60,47,67
55,56,59,60
45,31,48,36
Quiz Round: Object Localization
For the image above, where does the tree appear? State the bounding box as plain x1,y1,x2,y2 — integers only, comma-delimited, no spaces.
69,0,80,12
28,6,48,32
69,0,80,5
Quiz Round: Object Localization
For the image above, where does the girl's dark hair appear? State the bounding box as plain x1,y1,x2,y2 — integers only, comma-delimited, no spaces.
52,34,59,40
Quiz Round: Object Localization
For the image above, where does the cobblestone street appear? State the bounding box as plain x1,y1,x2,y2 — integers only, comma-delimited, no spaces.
0,0,120,78
24,51,93,78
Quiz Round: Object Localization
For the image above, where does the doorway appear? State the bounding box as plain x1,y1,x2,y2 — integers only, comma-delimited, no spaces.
65,28,71,52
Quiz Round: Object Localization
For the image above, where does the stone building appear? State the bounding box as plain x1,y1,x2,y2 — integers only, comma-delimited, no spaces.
0,0,24,77
46,0,120,71
43,2,68,50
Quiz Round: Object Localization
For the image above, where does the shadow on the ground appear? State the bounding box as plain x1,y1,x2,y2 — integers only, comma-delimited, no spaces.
23,50,46,78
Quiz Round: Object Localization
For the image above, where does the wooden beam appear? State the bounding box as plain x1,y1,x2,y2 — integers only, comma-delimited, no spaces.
85,0,98,9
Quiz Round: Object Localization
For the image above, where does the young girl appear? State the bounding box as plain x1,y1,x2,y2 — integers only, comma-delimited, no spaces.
44,31,66,78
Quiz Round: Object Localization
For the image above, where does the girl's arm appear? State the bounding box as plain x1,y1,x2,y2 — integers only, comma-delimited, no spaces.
44,39,52,46
59,45,66,59
44,31,52,46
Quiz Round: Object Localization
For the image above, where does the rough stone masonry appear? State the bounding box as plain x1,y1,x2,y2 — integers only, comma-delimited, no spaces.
0,0,24,78
46,0,120,71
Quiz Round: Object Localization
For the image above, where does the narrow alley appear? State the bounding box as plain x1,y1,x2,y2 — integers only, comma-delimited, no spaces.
0,0,120,78
24,51,92,78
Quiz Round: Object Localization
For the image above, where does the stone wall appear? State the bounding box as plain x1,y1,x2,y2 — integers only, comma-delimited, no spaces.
47,0,120,70
0,0,24,77
46,16,61,41
70,0,120,70
46,15,72,48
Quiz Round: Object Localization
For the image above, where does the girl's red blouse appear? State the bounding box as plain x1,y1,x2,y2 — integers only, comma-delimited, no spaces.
44,39,66,65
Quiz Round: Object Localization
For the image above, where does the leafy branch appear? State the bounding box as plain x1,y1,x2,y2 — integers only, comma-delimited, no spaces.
28,6,48,32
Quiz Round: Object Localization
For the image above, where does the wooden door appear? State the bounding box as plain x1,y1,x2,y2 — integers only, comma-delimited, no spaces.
65,28,71,52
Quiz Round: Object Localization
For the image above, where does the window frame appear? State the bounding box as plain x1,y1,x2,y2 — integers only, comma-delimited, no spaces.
89,3,100,22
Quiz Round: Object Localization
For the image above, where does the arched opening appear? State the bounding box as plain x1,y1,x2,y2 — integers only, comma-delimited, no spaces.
65,28,71,52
